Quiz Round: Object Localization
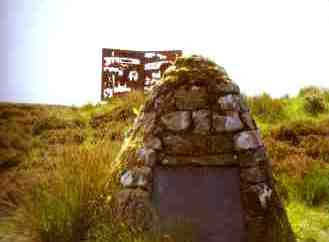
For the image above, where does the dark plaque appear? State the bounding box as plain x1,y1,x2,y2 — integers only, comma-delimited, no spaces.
153,166,246,242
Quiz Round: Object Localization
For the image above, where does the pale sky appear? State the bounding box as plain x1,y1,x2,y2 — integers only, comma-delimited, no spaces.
1,0,329,105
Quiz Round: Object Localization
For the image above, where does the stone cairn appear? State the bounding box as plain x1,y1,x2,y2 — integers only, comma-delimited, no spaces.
112,55,296,242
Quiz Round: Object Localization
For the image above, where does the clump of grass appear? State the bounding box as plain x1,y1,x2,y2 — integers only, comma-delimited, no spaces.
3,141,120,242
2,138,196,242
274,159,329,205
299,165,329,206
275,163,329,241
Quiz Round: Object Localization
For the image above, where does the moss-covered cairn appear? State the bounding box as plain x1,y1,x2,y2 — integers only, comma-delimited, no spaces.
112,55,296,242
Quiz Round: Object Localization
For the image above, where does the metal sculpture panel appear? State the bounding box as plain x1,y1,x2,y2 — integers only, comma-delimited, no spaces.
101,49,182,99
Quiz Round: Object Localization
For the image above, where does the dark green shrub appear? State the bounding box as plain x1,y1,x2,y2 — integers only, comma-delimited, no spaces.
300,135,329,162
303,94,327,116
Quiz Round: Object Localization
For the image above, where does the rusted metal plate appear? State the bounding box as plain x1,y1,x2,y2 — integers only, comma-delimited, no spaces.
153,166,246,242
101,49,182,99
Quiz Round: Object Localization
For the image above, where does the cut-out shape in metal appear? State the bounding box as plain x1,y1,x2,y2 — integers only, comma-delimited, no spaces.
101,49,182,99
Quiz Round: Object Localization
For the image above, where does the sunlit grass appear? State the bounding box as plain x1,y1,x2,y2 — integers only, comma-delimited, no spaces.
287,201,329,242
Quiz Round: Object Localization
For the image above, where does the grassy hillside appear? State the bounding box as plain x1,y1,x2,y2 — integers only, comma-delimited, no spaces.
248,86,329,242
0,87,329,242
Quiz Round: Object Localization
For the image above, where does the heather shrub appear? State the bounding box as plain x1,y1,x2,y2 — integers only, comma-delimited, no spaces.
0,107,26,119
90,106,135,128
92,121,128,142
273,153,319,180
0,126,32,168
33,114,86,135
33,116,73,135
269,118,329,144
300,135,329,162
264,137,301,161
40,129,86,145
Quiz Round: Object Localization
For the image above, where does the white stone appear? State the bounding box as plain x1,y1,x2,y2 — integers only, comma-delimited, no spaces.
145,137,162,150
161,111,191,132
258,184,272,209
137,148,157,166
192,110,211,134
213,114,226,132
137,176,147,187
218,94,240,111
234,130,262,150
224,115,244,132
120,167,151,188
213,113,244,132
215,82,240,94
120,170,134,187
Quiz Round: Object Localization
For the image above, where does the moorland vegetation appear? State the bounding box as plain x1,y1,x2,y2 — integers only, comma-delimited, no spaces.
0,86,329,242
